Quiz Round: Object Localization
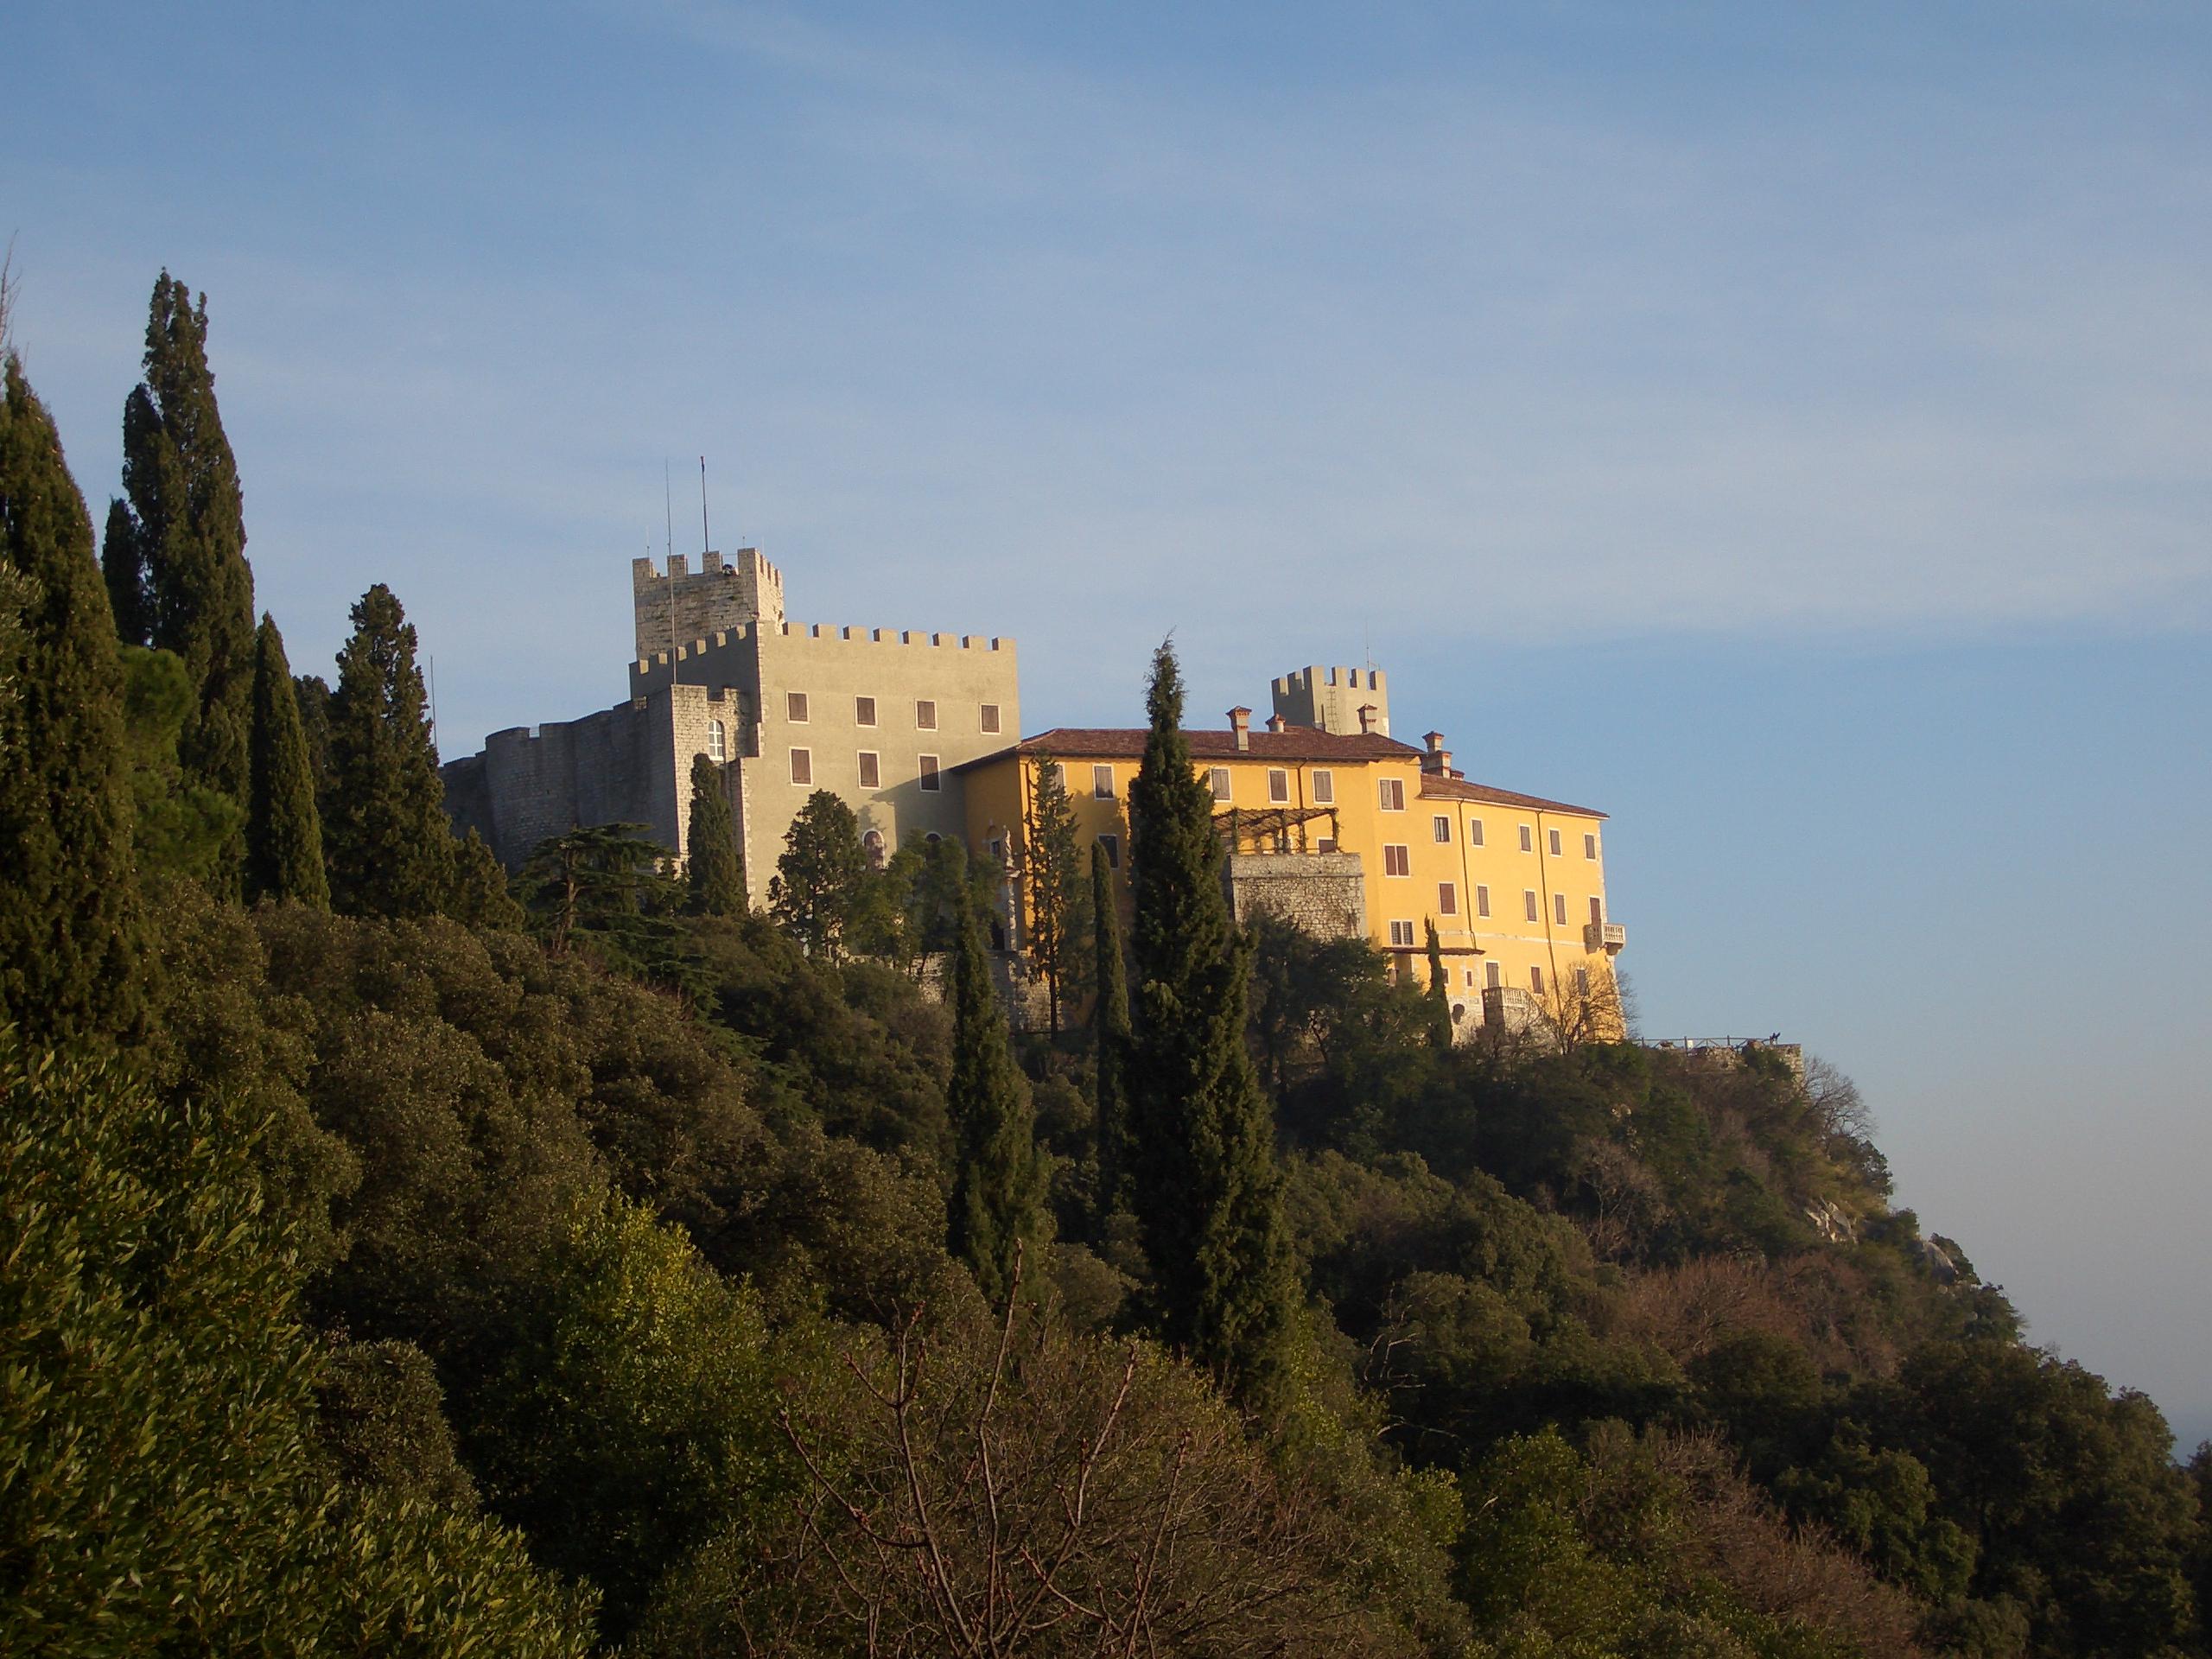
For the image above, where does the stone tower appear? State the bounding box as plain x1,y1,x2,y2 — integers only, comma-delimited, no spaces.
1270,664,1390,738
631,548,785,658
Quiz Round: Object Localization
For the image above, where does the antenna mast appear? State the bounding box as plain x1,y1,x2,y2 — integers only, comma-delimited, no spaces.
699,455,710,558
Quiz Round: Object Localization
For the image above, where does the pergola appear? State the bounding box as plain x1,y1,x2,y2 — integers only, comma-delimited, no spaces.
1211,804,1340,855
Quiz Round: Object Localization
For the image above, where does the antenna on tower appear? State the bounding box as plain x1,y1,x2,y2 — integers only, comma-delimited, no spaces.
699,456,710,558
664,460,674,563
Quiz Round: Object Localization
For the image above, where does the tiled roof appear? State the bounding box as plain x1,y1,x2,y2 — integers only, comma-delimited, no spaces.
979,727,1427,764
1419,772,1607,819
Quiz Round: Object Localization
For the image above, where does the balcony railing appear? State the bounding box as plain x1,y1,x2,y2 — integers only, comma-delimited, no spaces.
1583,921,1627,954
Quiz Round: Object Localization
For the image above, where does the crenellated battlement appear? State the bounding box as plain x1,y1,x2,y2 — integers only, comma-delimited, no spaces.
632,547,785,658
1271,663,1390,737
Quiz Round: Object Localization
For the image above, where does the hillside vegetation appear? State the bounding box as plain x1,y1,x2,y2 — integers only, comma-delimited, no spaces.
3,276,2207,1657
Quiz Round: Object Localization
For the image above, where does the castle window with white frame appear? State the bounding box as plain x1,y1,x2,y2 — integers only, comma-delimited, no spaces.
1469,817,1484,846
1268,768,1290,804
918,754,941,791
1476,884,1491,918
790,748,811,785
1531,964,1546,994
858,752,880,789
1433,814,1451,843
1379,777,1406,811
1554,893,1568,925
1383,844,1410,877
915,699,937,730
705,719,726,761
1312,769,1334,804
786,691,809,723
1585,832,1599,859
1485,961,1502,988
1549,828,1562,856
1209,767,1232,802
1092,765,1116,800
1519,824,1534,852
1439,881,1458,915
1097,833,1120,869
855,696,877,727
1388,919,1416,948
1523,889,1539,922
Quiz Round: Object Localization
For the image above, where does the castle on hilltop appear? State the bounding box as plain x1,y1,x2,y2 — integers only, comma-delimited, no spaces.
442,549,1622,1036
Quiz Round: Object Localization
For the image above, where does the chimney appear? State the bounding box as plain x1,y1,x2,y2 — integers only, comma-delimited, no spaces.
1357,703,1379,735
1228,707,1251,752
1265,713,1286,734
1422,730,1452,773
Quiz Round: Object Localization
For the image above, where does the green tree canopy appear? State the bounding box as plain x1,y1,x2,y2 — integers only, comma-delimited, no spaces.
111,272,255,894
245,612,328,907
1021,750,1090,1033
769,788,869,960
0,353,143,1044
1090,837,1131,1230
1124,639,1294,1406
946,861,1047,1306
684,751,745,917
322,582,454,918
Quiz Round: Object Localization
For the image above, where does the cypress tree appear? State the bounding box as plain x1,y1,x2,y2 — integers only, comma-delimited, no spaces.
1021,751,1090,1033
1425,918,1455,1050
448,827,524,930
244,613,327,908
1090,838,1131,1229
684,751,745,917
293,672,332,789
0,353,143,1043
946,857,1047,1306
115,274,254,895
322,583,454,919
1124,640,1294,1405
101,498,149,646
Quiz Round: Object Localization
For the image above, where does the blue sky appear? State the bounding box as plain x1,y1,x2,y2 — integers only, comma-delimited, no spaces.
8,2,2209,1442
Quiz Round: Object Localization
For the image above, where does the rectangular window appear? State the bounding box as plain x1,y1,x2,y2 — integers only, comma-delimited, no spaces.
855,695,876,727
918,754,941,791
1268,768,1290,804
1388,919,1416,948
1554,893,1568,925
1464,969,1475,987
1439,882,1458,916
1548,828,1562,856
1097,833,1120,869
789,748,811,785
1485,961,1502,989
1316,837,1337,854
1590,896,1604,925
1523,889,1540,922
1383,844,1411,877
980,703,1001,734
1470,818,1484,847
1476,884,1491,918
1050,761,1068,791
1575,965,1591,995
785,690,809,722
705,720,726,762
1312,769,1334,804
1433,814,1452,843
1379,777,1406,811
858,751,880,789
1209,766,1232,802
1092,764,1116,799
1519,824,1534,853
1584,832,1598,860
915,699,937,730
1531,965,1546,994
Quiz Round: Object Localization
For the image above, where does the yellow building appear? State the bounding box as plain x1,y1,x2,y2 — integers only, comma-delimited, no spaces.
958,703,1623,1039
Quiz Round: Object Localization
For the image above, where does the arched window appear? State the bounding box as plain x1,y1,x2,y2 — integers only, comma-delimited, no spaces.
862,829,886,869
706,719,726,761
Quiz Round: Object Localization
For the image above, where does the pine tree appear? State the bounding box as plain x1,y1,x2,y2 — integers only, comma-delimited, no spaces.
114,274,254,895
946,855,1047,1306
1090,839,1131,1230
244,613,328,908
1425,918,1455,1050
1021,752,1090,1034
684,752,745,917
448,827,524,930
1124,640,1294,1405
322,583,454,919
0,353,143,1044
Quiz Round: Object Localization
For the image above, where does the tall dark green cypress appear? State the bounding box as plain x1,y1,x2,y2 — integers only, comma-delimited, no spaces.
1090,839,1131,1230
0,354,143,1043
322,584,454,919
448,828,524,931
684,752,745,917
1124,641,1293,1405
244,614,327,908
946,857,1046,1306
114,274,254,895
1425,918,1454,1050
100,499,148,647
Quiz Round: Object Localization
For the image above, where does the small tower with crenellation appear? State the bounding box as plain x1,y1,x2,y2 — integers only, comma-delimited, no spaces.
631,548,785,659
1270,663,1390,737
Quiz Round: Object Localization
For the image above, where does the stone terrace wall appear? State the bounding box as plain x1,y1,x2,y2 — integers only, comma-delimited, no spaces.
1224,852,1368,940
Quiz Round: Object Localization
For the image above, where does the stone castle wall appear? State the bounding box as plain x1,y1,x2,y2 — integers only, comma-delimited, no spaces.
631,550,785,659
1224,851,1368,939
1271,664,1390,737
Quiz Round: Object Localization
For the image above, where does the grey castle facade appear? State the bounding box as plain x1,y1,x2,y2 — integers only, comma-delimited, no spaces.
441,549,1019,905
